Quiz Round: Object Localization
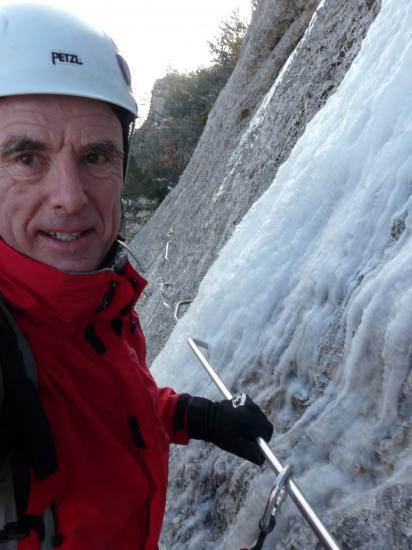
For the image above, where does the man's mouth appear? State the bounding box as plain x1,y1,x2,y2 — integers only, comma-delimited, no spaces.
41,231,85,242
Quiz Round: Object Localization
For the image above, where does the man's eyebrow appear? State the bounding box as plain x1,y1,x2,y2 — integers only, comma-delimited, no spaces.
82,140,124,159
1,136,48,159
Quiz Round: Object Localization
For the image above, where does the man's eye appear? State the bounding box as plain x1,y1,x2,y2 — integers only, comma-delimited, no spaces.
18,153,38,166
86,152,106,164
5,152,46,180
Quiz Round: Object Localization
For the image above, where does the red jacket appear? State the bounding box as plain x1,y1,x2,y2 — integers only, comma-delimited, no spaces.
0,240,189,550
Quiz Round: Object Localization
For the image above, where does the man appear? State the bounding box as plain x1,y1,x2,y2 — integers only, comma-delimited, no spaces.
0,4,273,549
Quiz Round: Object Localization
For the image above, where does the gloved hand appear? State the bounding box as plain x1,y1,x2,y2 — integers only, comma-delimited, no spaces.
187,393,273,465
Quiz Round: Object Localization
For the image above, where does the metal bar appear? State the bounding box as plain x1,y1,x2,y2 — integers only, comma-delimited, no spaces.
115,238,147,274
174,300,193,322
165,242,170,262
187,338,340,550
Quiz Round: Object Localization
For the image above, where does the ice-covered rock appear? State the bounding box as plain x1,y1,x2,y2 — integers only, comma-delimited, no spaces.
129,0,412,548
131,0,380,365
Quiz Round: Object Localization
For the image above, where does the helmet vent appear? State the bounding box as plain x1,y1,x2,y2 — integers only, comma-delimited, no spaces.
116,54,132,89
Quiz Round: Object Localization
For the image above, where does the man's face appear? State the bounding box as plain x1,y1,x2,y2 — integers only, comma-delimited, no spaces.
0,94,124,272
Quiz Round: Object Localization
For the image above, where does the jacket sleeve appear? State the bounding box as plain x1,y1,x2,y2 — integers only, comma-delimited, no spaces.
129,311,191,444
157,387,191,445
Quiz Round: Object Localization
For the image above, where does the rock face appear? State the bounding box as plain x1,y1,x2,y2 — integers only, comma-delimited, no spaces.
142,0,412,546
127,1,412,549
148,78,172,124
130,0,381,365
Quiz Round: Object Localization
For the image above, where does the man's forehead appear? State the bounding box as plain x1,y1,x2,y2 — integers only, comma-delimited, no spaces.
0,94,122,142
0,93,116,111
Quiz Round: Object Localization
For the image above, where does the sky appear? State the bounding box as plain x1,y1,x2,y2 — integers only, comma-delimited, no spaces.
23,0,254,119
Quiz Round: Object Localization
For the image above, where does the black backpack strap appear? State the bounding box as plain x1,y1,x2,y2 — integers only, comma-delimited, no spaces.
0,295,58,544
0,295,57,480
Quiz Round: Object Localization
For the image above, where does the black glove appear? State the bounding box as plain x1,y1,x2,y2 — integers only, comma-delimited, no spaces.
187,393,273,465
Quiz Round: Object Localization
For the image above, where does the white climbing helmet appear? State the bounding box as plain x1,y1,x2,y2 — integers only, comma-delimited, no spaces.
0,2,137,121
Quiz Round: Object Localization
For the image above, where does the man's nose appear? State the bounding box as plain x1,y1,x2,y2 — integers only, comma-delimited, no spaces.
47,156,88,213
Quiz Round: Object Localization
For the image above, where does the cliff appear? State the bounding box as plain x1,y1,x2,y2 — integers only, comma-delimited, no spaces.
130,0,381,365
128,0,412,548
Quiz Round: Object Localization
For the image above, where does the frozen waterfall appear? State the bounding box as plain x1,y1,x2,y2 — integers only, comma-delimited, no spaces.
152,0,412,547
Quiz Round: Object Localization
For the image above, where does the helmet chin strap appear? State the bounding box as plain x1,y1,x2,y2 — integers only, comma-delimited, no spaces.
113,110,136,242
111,104,137,177
124,118,136,178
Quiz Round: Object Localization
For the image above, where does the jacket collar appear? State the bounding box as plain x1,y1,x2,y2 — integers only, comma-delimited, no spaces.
0,239,147,325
